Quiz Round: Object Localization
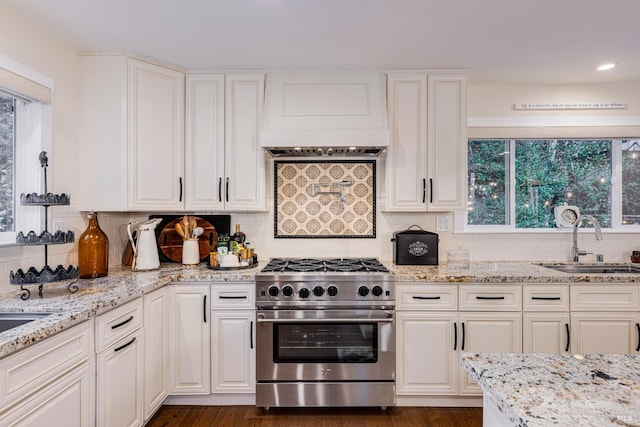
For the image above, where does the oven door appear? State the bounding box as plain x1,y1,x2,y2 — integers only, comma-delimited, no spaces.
256,309,395,382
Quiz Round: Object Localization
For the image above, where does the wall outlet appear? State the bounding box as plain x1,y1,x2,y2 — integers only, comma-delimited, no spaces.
436,215,452,232
53,220,63,232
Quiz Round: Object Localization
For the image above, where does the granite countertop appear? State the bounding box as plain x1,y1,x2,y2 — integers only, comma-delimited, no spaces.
461,352,640,426
0,262,263,358
390,262,640,284
1,260,639,359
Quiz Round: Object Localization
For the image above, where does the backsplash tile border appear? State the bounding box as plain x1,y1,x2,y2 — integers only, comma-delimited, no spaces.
273,160,376,238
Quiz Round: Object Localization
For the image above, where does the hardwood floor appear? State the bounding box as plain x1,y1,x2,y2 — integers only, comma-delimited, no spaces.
146,405,483,427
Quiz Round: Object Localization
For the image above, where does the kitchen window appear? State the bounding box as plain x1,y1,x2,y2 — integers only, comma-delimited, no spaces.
466,138,640,230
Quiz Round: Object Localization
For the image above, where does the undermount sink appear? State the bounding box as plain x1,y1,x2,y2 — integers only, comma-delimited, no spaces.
540,264,640,274
0,312,51,334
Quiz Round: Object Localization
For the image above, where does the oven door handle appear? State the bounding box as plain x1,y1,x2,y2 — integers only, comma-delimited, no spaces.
256,317,394,323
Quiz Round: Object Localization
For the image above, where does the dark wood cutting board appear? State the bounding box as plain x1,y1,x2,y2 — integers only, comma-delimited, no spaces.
157,217,218,263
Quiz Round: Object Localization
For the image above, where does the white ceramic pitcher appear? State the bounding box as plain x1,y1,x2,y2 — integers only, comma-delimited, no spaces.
127,218,162,270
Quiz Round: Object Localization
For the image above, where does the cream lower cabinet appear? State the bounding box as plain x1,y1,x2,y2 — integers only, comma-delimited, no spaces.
95,298,144,427
522,285,571,353
143,287,169,420
570,285,640,354
396,284,522,397
0,321,93,426
169,284,211,394
210,284,256,393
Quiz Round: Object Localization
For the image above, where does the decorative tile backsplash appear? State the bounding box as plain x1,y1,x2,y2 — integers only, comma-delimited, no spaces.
274,160,376,238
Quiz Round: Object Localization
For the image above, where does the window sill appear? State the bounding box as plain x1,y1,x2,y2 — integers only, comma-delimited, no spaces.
456,227,640,235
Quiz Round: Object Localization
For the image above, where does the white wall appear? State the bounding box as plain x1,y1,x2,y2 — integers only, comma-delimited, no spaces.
0,4,128,294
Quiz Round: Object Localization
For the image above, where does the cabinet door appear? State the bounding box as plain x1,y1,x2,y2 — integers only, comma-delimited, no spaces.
224,73,265,211
96,330,143,427
396,312,458,395
458,312,522,395
128,59,185,211
523,313,571,353
385,73,428,211
185,74,226,211
169,285,211,394
0,362,93,427
211,310,256,393
571,313,640,354
427,73,467,211
143,288,168,420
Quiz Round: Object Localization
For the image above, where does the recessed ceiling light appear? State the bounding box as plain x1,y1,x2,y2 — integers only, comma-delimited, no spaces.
597,62,617,71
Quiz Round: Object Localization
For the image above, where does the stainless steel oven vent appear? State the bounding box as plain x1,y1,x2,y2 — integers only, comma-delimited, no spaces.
265,146,386,158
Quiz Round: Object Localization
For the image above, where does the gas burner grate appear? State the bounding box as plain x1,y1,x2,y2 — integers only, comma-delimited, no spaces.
261,258,390,273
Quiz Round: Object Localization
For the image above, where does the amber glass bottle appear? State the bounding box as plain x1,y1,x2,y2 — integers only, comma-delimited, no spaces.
78,211,109,278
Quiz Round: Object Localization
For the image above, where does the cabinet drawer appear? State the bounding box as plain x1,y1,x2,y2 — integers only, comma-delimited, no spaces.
523,285,569,311
0,320,92,410
211,284,255,309
570,285,639,311
95,298,143,352
396,284,457,310
459,285,522,311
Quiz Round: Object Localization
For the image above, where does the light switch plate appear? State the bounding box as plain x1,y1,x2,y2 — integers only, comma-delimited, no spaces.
436,215,452,232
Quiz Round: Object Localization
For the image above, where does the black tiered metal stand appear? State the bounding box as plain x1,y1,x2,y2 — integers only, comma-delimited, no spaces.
9,151,79,300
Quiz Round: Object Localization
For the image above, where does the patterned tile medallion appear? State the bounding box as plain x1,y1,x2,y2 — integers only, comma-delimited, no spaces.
275,160,376,238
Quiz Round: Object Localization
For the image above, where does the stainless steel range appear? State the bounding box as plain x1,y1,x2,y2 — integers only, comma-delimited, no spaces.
255,258,395,409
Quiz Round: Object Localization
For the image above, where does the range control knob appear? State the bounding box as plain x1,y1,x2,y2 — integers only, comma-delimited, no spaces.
327,285,338,297
282,285,294,297
299,288,310,299
268,286,279,297
372,285,383,297
313,286,325,297
357,286,370,297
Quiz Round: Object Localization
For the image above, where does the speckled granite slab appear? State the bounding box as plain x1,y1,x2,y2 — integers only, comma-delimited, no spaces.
0,262,262,358
461,352,640,426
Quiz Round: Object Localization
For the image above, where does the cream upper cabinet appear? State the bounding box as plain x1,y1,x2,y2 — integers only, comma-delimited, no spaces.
128,59,185,211
385,72,467,212
78,54,185,211
185,73,265,211
385,74,428,211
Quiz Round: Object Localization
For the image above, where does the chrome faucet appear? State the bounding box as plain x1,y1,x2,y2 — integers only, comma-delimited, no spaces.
572,215,602,262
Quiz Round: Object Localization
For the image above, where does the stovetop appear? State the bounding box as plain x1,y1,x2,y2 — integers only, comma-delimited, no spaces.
255,258,395,308
260,258,390,273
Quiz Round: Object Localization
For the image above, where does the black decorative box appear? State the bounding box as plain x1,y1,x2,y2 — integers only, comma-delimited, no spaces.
391,225,439,265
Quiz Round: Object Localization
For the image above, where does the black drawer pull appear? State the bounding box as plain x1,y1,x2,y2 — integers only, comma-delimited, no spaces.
203,295,207,323
250,321,254,349
453,322,457,351
179,177,183,202
429,178,433,203
636,323,640,352
476,296,505,300
114,337,136,353
220,295,248,300
218,177,222,203
532,296,561,301
413,296,441,300
225,177,229,202
111,316,134,330
565,323,571,352
422,178,426,204
461,322,465,351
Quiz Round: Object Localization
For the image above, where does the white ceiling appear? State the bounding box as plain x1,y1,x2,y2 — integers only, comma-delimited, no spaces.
5,0,640,84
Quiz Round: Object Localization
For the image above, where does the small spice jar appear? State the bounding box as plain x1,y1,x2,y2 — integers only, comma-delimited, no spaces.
631,251,640,263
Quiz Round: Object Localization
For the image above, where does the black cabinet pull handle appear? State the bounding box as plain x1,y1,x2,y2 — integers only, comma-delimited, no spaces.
225,177,229,202
203,295,207,323
114,337,136,353
532,296,561,301
476,296,505,300
250,321,254,349
429,178,433,203
179,177,183,202
453,322,457,351
111,316,134,330
218,177,222,203
422,179,426,204
413,296,441,300
636,323,640,352
461,322,465,351
219,295,247,300
565,323,571,352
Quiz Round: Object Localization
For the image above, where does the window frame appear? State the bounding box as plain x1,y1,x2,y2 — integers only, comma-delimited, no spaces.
461,137,640,233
